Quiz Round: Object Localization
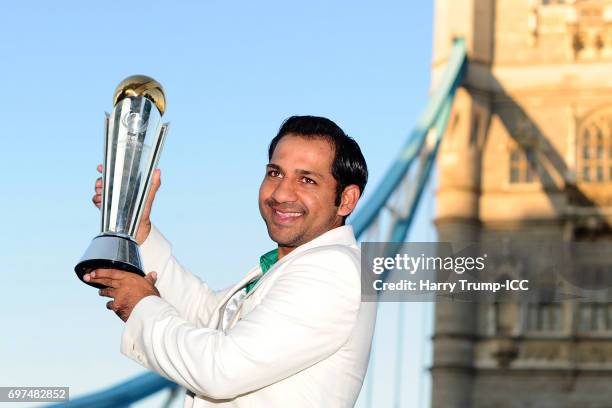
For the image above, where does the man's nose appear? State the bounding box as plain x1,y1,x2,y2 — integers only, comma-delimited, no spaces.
271,177,298,203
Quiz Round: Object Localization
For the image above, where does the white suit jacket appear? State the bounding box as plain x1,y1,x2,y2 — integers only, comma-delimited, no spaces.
120,224,377,407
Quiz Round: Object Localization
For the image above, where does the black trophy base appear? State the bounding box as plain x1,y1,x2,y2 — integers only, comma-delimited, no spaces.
75,234,145,289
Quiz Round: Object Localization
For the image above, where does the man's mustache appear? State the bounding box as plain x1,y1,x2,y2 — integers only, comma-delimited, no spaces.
265,198,307,214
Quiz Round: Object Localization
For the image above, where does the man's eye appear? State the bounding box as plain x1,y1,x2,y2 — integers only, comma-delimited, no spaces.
268,170,280,177
302,177,316,185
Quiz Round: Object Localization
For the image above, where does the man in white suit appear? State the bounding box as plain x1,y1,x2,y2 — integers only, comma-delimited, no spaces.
85,115,377,407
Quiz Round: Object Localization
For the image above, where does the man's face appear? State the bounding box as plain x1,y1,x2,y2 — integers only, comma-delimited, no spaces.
258,134,343,249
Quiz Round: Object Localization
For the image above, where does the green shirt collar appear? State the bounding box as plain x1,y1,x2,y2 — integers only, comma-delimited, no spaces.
245,248,278,294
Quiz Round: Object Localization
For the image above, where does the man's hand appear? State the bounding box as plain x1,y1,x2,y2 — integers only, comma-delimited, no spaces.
92,164,162,245
84,269,161,322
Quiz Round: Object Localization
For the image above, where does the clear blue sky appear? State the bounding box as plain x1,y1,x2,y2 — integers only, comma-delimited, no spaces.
0,1,435,407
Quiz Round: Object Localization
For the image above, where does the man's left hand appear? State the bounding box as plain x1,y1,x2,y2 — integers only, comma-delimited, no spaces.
84,269,160,322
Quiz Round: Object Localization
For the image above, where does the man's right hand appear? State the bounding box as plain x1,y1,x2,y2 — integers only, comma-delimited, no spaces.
92,164,161,245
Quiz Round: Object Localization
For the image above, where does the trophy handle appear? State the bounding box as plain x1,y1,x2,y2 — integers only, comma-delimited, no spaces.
130,122,170,238
101,113,110,232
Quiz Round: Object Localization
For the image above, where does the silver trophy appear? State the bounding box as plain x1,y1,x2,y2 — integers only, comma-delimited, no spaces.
75,75,169,288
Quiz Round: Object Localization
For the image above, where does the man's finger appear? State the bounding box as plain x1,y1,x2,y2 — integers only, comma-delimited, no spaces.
151,169,161,190
84,276,118,288
147,169,161,202
153,168,161,188
90,269,127,280
98,287,115,298
144,272,158,284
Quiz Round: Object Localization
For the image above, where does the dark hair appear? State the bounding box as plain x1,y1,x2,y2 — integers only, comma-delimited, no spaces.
268,115,368,209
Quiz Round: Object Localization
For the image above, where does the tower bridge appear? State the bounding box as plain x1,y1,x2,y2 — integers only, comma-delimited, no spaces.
432,1,612,407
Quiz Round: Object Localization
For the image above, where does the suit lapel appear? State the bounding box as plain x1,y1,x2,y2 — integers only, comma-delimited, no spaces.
207,266,262,329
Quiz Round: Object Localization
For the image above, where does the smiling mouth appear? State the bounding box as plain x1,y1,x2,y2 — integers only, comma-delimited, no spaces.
271,208,305,223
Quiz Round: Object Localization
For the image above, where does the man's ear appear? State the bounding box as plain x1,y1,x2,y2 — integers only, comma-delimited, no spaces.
337,184,361,218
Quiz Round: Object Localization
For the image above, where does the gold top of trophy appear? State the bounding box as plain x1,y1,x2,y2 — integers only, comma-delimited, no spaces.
113,75,166,115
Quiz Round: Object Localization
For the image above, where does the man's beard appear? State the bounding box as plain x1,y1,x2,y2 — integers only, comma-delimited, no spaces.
266,222,308,248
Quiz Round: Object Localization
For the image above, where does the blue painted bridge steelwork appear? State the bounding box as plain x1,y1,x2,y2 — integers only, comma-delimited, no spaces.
50,38,467,408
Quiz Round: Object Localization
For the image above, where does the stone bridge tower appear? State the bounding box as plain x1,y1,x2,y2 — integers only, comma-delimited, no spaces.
432,1,612,407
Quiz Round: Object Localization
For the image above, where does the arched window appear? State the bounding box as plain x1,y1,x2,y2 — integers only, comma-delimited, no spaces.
578,303,612,332
509,147,536,184
577,110,612,183
526,303,563,332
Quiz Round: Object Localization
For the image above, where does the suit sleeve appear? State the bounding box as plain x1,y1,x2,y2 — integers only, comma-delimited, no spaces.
139,224,226,325
120,248,361,400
